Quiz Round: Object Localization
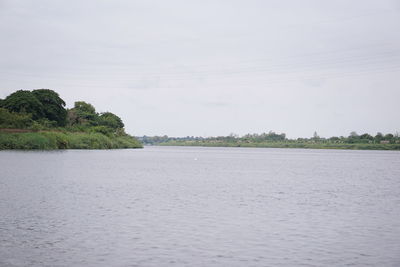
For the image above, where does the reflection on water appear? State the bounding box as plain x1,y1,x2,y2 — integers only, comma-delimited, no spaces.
1,147,400,266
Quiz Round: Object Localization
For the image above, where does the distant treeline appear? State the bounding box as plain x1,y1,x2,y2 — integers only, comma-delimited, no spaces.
139,131,400,150
0,89,142,149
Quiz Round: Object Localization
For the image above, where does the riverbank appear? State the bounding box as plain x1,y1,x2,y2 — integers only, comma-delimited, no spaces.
159,140,400,150
0,131,142,150
0,89,144,150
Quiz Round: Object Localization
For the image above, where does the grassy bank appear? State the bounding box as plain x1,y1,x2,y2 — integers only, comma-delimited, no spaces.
0,131,142,150
160,140,400,151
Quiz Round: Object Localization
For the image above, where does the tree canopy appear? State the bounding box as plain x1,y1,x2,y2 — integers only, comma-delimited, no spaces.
66,101,124,130
67,101,97,125
1,89,127,134
0,89,141,150
98,112,124,129
32,89,67,126
2,90,44,120
1,89,68,126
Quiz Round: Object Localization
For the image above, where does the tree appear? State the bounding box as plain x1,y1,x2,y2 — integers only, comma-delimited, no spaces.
359,133,373,140
347,131,360,143
97,112,124,129
375,132,383,143
32,89,67,126
263,131,286,141
384,133,394,142
350,131,358,137
67,101,98,125
329,136,340,142
312,131,320,140
2,90,44,120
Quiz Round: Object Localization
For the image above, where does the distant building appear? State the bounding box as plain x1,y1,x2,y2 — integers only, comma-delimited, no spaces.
380,140,390,144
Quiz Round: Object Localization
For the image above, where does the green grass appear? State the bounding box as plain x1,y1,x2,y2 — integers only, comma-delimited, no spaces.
0,131,143,150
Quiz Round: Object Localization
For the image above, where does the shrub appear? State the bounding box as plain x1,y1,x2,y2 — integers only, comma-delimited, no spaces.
0,108,33,128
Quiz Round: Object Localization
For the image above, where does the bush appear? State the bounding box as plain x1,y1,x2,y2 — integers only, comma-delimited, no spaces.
0,133,52,149
89,126,114,136
0,108,33,128
0,131,142,150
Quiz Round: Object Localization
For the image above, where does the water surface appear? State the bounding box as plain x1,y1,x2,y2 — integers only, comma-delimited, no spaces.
1,146,399,266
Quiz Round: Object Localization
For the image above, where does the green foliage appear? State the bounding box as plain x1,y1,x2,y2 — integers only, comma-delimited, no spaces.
143,130,400,151
159,139,400,151
0,132,51,149
0,108,33,128
2,89,67,126
89,125,114,136
68,101,98,125
0,89,142,150
74,101,96,115
242,131,286,142
66,103,125,136
384,133,394,143
98,112,124,129
329,136,340,142
32,89,67,126
2,90,44,120
375,132,383,142
29,121,46,131
0,132,142,150
359,133,373,140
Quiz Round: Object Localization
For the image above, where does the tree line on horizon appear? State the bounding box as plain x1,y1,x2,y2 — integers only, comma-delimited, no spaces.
139,130,400,145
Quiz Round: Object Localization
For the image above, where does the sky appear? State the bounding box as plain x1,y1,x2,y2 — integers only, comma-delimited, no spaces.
0,0,399,138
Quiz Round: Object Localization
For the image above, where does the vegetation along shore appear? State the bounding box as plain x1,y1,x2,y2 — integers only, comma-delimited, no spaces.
139,131,400,151
0,89,142,149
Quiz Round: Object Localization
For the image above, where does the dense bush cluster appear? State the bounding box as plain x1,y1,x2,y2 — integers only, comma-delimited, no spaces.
0,89,142,149
1,89,125,133
1,89,67,126
0,132,142,150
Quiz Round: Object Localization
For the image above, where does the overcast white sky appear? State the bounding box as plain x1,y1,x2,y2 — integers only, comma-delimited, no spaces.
0,0,399,137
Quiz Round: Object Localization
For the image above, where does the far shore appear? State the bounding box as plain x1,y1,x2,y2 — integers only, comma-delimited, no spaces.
157,141,400,151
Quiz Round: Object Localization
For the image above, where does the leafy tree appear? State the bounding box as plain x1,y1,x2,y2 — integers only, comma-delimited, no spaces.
384,133,394,142
374,132,383,143
263,131,286,141
329,136,340,142
312,131,320,140
359,133,373,140
67,101,98,125
2,90,44,120
349,131,358,137
74,101,97,120
90,125,114,135
346,131,360,143
97,112,124,129
32,89,67,126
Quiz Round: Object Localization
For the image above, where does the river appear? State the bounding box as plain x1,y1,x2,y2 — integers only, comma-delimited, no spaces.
1,146,399,266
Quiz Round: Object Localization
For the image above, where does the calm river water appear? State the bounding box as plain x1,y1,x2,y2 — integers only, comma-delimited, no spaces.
1,146,399,266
